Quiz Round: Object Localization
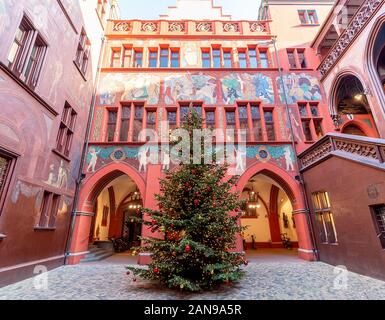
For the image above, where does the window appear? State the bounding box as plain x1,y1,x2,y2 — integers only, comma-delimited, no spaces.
298,10,318,25
122,46,132,67
110,48,121,68
148,49,158,68
171,49,180,68
312,191,337,244
133,105,144,141
8,15,47,88
223,49,232,68
212,48,221,68
298,102,323,141
264,110,275,141
75,28,90,75
251,104,262,141
56,103,77,157
107,110,117,142
167,110,177,130
297,50,307,68
0,150,16,215
120,105,131,141
205,110,216,129
371,205,385,249
287,49,307,69
238,50,247,68
248,48,258,68
146,110,157,131
259,50,269,68
202,49,211,68
238,105,248,130
180,104,190,125
160,48,169,68
38,191,61,229
287,50,297,69
133,49,143,68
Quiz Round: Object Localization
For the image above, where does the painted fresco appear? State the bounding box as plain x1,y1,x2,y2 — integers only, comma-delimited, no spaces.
221,73,274,104
98,74,161,105
277,73,322,104
85,144,297,177
164,73,217,104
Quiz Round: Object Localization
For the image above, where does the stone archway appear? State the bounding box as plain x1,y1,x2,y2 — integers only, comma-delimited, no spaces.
236,163,316,261
66,162,146,264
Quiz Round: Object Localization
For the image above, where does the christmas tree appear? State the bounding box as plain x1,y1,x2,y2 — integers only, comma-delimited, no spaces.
127,109,246,292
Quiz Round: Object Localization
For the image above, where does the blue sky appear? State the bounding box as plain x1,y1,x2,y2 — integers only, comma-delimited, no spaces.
118,0,262,20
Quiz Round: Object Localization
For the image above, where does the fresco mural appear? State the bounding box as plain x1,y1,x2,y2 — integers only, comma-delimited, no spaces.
277,73,322,104
221,73,274,104
164,73,217,105
181,43,199,68
85,144,297,177
98,73,161,105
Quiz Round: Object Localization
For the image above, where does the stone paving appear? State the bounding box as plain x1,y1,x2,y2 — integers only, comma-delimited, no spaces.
0,250,384,300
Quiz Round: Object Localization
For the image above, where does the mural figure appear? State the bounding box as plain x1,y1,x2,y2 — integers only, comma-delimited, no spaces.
122,74,160,104
235,147,246,173
56,160,68,189
182,43,199,67
138,146,149,173
11,180,41,204
278,73,322,104
100,91,116,105
48,62,63,105
161,148,171,171
164,74,217,105
221,73,274,104
284,146,295,171
87,147,101,173
45,164,56,185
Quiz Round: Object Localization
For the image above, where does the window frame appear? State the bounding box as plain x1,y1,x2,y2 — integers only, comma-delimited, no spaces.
0,148,17,216
298,102,323,142
75,28,90,76
312,191,338,244
370,204,385,249
36,190,61,230
55,102,77,158
8,15,48,89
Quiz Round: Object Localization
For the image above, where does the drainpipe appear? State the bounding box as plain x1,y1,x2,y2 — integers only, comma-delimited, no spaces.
271,37,320,261
64,36,107,263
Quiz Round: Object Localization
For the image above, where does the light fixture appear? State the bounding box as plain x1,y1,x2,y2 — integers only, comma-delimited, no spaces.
354,93,364,101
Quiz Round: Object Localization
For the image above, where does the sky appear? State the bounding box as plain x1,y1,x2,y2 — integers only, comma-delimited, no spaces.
118,0,262,20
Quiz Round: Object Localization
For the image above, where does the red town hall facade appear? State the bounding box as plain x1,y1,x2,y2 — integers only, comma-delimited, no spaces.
1,0,385,286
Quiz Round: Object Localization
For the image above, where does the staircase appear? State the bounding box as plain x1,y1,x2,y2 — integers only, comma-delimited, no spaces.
80,241,114,263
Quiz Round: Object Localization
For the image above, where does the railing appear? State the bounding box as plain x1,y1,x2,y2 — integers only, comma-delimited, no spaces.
318,0,384,77
298,133,385,171
107,19,271,36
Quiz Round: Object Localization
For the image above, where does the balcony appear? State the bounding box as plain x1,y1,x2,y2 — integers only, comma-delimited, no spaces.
298,132,385,171
312,0,382,77
106,19,271,38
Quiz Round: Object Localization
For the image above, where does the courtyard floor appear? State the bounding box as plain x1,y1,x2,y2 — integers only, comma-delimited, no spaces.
0,249,384,300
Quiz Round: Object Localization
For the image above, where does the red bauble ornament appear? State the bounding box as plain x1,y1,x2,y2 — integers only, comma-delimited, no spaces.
191,169,197,175
207,187,212,192
195,192,199,196
194,199,199,206
153,267,159,274
212,202,217,208
185,244,191,253
151,219,157,225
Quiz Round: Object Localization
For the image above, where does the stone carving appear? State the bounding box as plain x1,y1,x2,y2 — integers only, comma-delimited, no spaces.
113,21,131,32
249,22,267,32
141,22,158,32
223,22,239,32
334,140,378,159
319,0,383,76
168,22,185,32
196,22,213,32
300,141,333,168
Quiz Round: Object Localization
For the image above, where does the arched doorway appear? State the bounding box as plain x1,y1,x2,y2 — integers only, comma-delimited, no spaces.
90,174,143,251
333,74,378,136
240,173,298,257
373,22,385,92
67,163,146,264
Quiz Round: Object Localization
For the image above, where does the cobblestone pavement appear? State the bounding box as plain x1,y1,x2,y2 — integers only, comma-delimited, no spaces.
0,251,385,300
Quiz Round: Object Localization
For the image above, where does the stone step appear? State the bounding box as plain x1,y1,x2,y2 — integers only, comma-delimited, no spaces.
88,247,109,255
80,251,114,263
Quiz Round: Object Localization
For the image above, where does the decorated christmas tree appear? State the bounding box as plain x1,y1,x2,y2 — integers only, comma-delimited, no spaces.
127,109,246,292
